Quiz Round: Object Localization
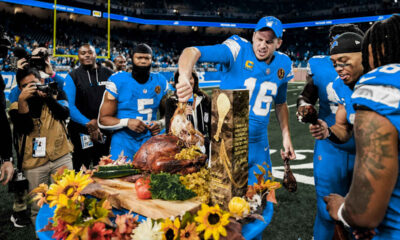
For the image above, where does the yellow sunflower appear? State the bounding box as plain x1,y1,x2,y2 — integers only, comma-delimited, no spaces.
161,217,181,240
195,204,230,240
47,171,93,207
180,222,200,240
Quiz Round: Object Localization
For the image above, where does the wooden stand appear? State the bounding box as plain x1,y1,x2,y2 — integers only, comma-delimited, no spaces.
210,89,249,210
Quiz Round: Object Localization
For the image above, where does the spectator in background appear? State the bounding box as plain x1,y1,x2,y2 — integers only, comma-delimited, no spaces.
114,55,127,71
64,44,113,171
9,67,73,230
102,59,115,72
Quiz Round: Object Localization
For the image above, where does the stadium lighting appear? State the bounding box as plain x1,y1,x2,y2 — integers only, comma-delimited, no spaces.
395,0,398,3
14,7,23,14
369,21,373,24
283,29,286,32
304,27,308,30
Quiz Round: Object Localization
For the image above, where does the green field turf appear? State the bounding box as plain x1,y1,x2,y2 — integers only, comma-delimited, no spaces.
0,82,317,240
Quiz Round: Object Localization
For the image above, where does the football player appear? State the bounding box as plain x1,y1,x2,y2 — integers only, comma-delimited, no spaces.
98,44,168,161
296,24,364,240
176,16,296,185
325,14,400,239
176,16,295,240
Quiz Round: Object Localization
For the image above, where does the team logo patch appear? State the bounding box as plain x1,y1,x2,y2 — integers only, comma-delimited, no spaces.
266,68,270,75
143,89,147,94
245,60,254,71
277,68,285,79
155,85,161,94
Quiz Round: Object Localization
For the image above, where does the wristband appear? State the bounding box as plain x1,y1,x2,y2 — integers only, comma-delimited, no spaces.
51,72,56,78
156,118,166,129
120,118,129,127
337,202,351,228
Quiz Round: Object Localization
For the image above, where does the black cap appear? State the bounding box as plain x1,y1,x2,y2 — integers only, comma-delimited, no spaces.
330,32,363,55
133,43,152,55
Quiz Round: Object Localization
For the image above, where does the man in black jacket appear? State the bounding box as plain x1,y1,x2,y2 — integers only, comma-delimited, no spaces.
64,44,113,170
0,28,13,184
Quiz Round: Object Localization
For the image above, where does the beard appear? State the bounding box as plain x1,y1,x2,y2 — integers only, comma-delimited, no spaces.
132,64,151,84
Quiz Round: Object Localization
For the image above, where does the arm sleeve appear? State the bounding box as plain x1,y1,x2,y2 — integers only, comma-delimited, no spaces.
195,44,233,67
105,76,119,99
63,74,90,126
275,82,288,104
44,87,70,121
52,73,65,90
9,109,34,135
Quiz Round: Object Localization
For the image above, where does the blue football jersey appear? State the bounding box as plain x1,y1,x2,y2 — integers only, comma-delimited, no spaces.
310,56,355,152
198,35,293,141
332,76,356,125
106,71,168,138
307,55,339,127
352,64,400,236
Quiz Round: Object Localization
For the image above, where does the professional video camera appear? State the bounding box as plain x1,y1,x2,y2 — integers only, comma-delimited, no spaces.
34,81,58,95
0,26,11,59
14,47,49,72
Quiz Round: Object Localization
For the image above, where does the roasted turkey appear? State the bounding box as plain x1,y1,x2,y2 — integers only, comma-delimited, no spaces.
132,134,207,175
169,103,205,150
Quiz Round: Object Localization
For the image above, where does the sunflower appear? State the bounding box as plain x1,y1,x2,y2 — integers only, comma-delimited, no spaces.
195,204,230,240
47,171,93,207
180,222,199,240
161,217,180,240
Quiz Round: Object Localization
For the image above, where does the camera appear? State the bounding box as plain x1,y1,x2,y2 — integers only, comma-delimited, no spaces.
8,170,29,193
34,81,58,95
27,50,49,72
13,47,49,72
0,26,11,59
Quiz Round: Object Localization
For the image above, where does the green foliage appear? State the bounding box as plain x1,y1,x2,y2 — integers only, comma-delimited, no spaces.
150,172,196,201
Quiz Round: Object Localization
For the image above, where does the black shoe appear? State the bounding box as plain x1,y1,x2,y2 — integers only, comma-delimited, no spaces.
10,210,31,228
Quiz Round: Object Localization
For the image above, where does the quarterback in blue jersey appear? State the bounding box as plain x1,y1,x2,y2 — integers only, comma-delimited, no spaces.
325,15,400,239
98,44,168,161
176,16,295,240
176,16,296,184
296,23,364,240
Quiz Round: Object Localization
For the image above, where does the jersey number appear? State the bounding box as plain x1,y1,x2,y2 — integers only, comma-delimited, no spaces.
137,99,153,122
244,77,277,116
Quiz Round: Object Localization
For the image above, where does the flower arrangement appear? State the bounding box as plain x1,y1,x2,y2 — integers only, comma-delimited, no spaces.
33,163,281,240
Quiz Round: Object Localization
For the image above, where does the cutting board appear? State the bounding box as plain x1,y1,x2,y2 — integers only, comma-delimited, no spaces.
91,177,202,219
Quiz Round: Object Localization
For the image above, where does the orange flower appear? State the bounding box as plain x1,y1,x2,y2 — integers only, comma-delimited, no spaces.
180,222,199,240
88,222,113,240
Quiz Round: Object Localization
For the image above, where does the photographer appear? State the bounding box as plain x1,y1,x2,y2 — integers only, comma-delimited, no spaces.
8,67,73,229
8,47,65,104
0,26,13,185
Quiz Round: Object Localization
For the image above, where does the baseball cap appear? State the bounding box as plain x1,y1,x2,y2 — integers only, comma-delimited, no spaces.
255,16,283,38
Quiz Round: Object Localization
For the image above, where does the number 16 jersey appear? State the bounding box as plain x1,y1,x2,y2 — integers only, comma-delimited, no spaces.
197,35,293,142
